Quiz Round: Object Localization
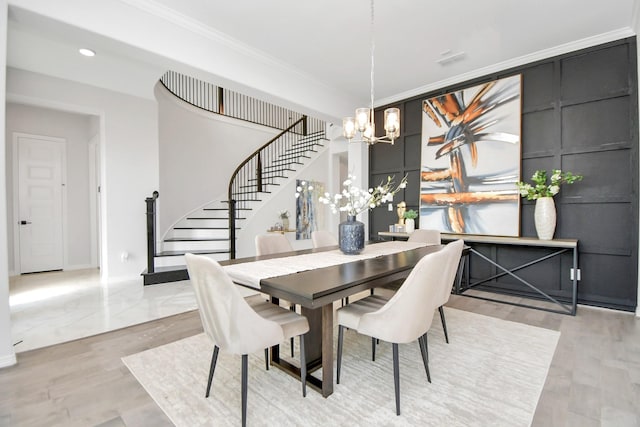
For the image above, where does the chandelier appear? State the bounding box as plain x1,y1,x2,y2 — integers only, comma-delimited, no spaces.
343,0,400,145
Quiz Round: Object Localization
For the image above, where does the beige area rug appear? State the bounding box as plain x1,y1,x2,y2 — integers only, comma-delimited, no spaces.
122,308,559,426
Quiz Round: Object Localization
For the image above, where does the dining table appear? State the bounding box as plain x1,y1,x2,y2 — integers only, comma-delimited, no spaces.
220,241,446,398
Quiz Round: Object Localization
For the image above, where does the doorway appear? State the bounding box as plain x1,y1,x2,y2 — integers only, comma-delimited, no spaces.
14,133,66,273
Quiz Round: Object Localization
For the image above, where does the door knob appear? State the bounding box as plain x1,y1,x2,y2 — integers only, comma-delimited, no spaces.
20,220,32,225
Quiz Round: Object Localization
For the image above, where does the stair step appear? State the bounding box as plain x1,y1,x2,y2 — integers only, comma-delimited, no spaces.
163,239,230,251
262,166,297,172
283,147,319,155
271,158,305,165
156,249,230,257
186,216,240,220
248,175,286,181
164,237,229,242
173,227,231,230
232,190,270,196
142,267,189,285
203,207,251,211
154,250,230,268
276,154,311,161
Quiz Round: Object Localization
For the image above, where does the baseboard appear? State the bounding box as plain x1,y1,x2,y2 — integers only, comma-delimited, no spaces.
0,352,17,368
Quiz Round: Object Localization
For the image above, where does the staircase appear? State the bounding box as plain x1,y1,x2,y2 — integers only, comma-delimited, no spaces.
143,83,327,285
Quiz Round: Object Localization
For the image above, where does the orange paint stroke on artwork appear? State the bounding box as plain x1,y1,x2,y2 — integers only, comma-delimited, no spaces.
448,206,465,233
420,192,518,205
462,82,496,125
421,170,452,181
428,135,445,145
450,153,463,187
422,101,442,128
470,141,478,167
431,95,463,124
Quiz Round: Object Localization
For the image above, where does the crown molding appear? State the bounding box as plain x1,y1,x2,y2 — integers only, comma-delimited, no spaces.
376,27,636,107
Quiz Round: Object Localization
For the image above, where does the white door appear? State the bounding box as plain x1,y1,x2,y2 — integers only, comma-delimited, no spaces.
17,135,65,273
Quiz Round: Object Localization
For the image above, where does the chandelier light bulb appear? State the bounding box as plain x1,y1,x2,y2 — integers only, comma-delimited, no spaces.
363,122,375,142
343,117,356,140
355,108,370,132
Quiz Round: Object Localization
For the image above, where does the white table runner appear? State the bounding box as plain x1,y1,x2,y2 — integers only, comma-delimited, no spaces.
223,241,428,289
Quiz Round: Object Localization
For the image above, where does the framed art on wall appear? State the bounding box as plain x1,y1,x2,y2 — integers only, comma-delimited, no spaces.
419,74,522,236
295,179,324,240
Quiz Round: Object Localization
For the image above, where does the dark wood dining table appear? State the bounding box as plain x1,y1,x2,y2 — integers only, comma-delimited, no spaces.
221,243,445,397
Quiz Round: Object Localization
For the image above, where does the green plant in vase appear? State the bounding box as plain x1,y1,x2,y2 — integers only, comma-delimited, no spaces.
516,169,582,239
403,209,418,233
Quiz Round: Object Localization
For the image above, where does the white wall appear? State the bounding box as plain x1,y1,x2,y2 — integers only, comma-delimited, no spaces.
155,83,278,235
236,147,333,258
6,68,159,282
0,0,17,368
5,103,93,273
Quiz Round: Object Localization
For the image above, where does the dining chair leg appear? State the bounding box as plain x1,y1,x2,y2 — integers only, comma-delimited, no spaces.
438,306,449,343
205,345,219,398
337,325,344,384
418,335,431,383
264,348,269,371
241,354,248,427
392,343,400,416
371,337,376,361
290,305,296,357
300,335,307,397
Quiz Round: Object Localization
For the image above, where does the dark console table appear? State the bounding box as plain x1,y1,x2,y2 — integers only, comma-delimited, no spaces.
379,231,579,315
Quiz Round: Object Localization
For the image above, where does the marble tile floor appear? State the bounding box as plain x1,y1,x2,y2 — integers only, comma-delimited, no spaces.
10,268,225,353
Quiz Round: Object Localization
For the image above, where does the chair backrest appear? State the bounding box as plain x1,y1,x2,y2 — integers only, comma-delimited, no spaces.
437,239,464,306
311,230,338,248
408,229,441,245
356,240,464,344
185,253,283,355
255,233,293,256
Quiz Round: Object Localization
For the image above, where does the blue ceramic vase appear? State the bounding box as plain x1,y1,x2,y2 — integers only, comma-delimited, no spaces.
339,215,365,254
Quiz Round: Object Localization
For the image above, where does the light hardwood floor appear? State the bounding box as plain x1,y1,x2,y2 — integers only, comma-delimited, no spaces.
1,293,639,426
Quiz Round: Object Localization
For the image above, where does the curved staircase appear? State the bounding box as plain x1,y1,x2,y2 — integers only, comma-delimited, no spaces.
143,74,327,284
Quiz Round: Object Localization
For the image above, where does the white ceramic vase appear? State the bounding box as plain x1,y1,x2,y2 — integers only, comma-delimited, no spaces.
534,196,556,240
282,217,289,230
405,218,415,233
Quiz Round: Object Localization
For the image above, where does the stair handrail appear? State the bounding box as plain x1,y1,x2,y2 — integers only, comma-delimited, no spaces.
145,191,160,274
228,116,308,259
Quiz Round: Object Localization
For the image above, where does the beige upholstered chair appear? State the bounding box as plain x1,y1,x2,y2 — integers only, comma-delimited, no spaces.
377,228,456,342
255,233,297,356
407,228,441,245
185,253,309,426
311,230,338,248
255,233,294,256
336,240,464,415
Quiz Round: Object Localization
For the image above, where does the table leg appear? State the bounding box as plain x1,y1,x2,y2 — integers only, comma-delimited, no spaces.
321,303,334,397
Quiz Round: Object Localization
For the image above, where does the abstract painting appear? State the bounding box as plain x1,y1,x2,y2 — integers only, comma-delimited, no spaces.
295,179,324,240
420,74,522,236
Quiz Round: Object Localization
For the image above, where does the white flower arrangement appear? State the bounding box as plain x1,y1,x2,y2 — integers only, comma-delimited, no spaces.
319,174,408,217
278,209,289,219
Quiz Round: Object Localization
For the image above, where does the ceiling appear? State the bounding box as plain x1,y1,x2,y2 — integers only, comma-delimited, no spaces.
5,0,639,122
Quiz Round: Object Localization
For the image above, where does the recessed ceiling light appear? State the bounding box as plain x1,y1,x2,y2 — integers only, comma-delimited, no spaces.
78,48,96,57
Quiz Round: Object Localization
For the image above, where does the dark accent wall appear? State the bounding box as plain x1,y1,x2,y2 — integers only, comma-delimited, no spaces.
369,37,638,311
